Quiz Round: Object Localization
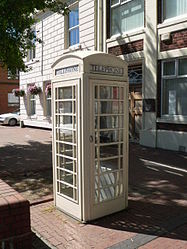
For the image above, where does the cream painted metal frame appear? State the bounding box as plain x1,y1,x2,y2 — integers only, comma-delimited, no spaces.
52,51,128,222
89,79,129,220
53,78,82,220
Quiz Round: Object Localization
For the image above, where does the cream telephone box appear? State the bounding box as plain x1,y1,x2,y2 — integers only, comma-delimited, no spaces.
52,52,128,222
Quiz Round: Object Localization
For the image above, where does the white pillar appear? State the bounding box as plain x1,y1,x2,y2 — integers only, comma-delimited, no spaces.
140,0,158,147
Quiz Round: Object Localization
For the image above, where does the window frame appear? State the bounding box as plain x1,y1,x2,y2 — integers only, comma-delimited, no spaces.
27,29,36,62
161,58,187,117
7,69,19,80
46,93,52,117
110,0,145,37
8,93,19,107
68,3,79,48
30,94,36,116
162,0,187,22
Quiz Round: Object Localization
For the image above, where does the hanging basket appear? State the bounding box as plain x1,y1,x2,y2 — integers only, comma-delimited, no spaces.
12,89,25,97
28,84,42,95
45,84,51,96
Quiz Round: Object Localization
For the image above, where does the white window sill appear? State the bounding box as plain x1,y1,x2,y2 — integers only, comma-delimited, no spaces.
158,15,187,29
63,44,82,54
44,116,52,120
25,59,39,66
106,28,145,45
157,116,187,124
29,115,37,119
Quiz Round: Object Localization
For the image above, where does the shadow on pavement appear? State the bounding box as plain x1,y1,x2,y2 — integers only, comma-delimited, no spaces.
0,141,53,202
0,130,186,243
32,232,51,249
91,143,187,242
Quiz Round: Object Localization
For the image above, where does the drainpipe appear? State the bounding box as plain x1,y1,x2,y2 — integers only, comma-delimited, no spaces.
41,19,44,76
97,0,103,51
103,0,107,52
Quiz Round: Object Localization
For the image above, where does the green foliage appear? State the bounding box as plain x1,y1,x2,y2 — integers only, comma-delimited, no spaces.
0,0,69,75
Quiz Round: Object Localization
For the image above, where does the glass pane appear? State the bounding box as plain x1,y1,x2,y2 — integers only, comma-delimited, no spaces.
100,144,119,158
95,117,98,129
99,171,121,188
69,6,79,28
56,143,76,158
128,65,142,84
59,170,74,185
100,116,123,129
57,115,73,129
100,86,113,99
95,102,98,114
162,78,187,115
163,0,187,20
57,156,74,172
69,28,79,46
163,61,175,76
100,101,119,114
179,58,187,75
30,100,36,115
58,87,72,99
120,157,123,169
100,186,115,202
59,183,74,198
100,158,118,172
95,189,99,203
95,86,98,99
113,87,119,99
56,129,76,143
100,130,123,143
47,99,51,116
111,0,120,6
58,101,72,114
111,0,144,36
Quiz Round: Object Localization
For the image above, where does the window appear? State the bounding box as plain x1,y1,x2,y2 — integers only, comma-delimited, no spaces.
162,0,187,21
46,94,51,116
7,69,19,80
30,95,36,115
8,93,19,106
27,30,36,61
111,0,144,36
162,58,187,116
128,65,142,84
45,84,52,117
68,5,79,46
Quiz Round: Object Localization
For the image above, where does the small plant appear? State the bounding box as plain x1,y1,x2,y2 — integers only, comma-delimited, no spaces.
28,84,41,95
12,89,25,97
45,84,51,96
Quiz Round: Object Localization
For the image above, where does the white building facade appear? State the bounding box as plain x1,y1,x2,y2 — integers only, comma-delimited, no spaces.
20,0,96,128
20,0,187,152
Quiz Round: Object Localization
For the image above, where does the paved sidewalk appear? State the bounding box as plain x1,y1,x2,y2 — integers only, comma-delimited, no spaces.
0,126,53,203
31,141,187,248
0,126,187,248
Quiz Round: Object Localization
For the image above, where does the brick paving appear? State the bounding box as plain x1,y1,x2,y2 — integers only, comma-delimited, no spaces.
0,126,187,248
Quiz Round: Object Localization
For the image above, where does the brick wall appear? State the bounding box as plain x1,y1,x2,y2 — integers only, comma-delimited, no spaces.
108,40,144,56
160,29,187,52
0,180,32,249
0,83,19,114
0,65,19,114
0,65,18,84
